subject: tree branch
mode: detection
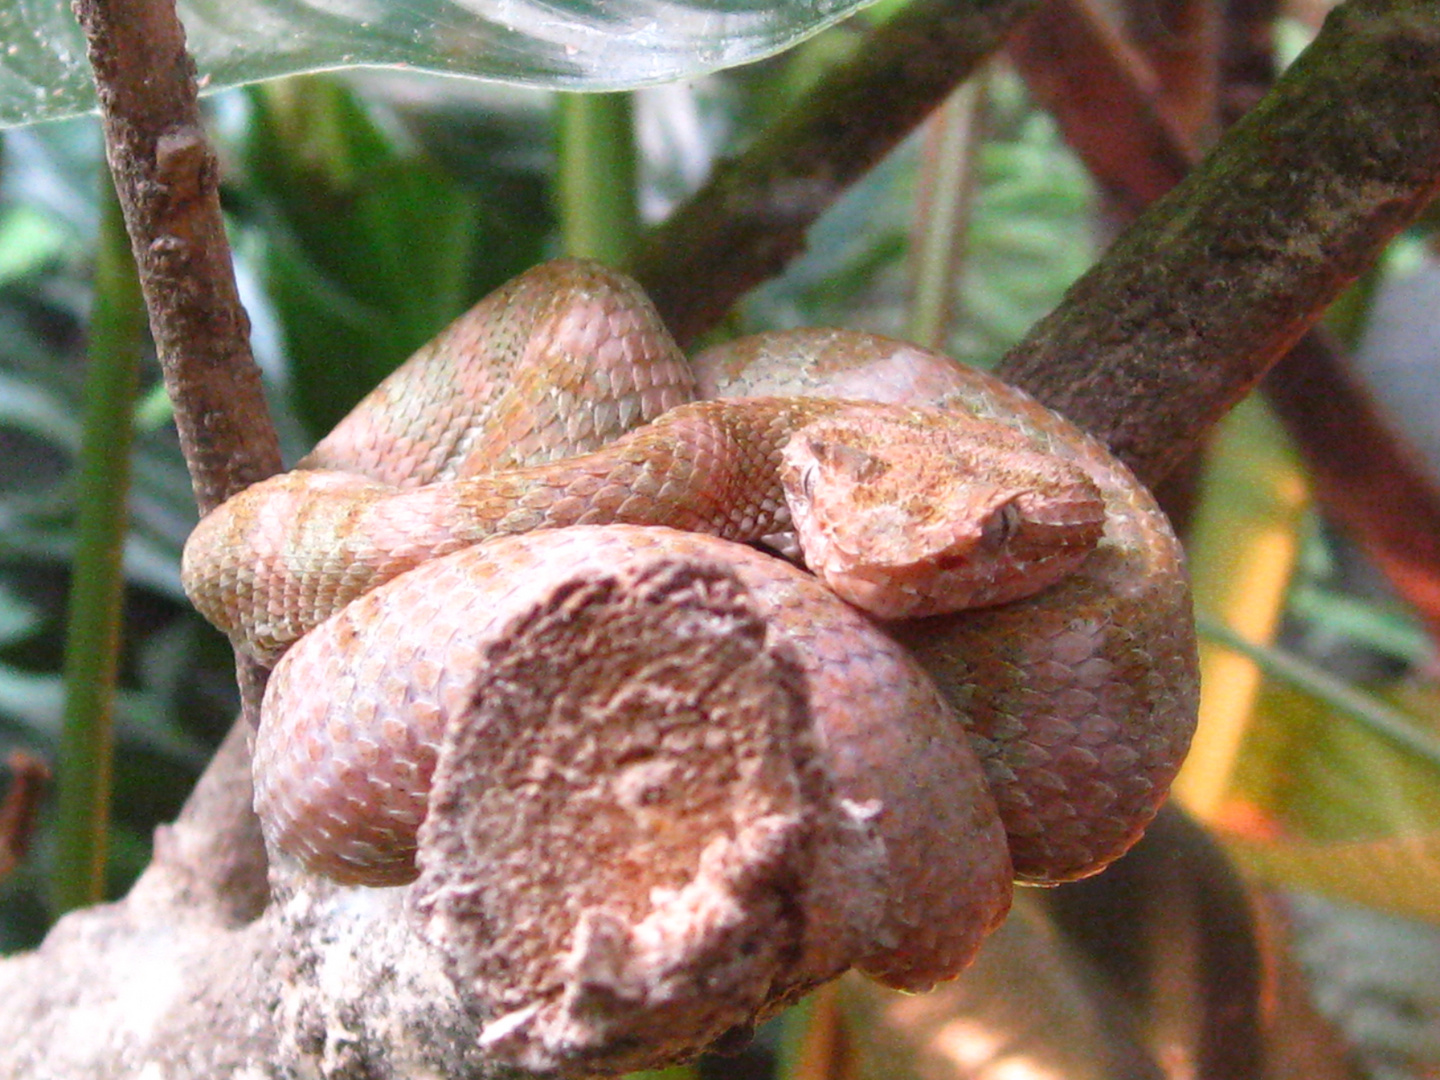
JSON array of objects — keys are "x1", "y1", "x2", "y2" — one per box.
[
  {"x1": 71, "y1": 0, "x2": 281, "y2": 513},
  {"x1": 69, "y1": 0, "x2": 285, "y2": 914},
  {"x1": 995, "y1": 0, "x2": 1440, "y2": 489},
  {"x1": 1008, "y1": 0, "x2": 1195, "y2": 216},
  {"x1": 0, "y1": 537, "x2": 1012, "y2": 1076},
  {"x1": 1265, "y1": 332, "x2": 1440, "y2": 640},
  {"x1": 630, "y1": 0, "x2": 1041, "y2": 345},
  {"x1": 1010, "y1": 0, "x2": 1440, "y2": 637}
]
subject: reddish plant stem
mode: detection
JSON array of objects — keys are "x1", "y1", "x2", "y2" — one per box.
[
  {"x1": 1265, "y1": 333, "x2": 1440, "y2": 641},
  {"x1": 0, "y1": 752, "x2": 51, "y2": 885},
  {"x1": 1120, "y1": 0, "x2": 1223, "y2": 148},
  {"x1": 1009, "y1": 0, "x2": 1195, "y2": 216}
]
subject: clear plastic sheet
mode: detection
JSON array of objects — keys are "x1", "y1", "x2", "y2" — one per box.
[{"x1": 1, "y1": 0, "x2": 872, "y2": 127}]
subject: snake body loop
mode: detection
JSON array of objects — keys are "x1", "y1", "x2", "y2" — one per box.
[
  {"x1": 692, "y1": 330, "x2": 1198, "y2": 880},
  {"x1": 184, "y1": 259, "x2": 1198, "y2": 894},
  {"x1": 184, "y1": 395, "x2": 1106, "y2": 662}
]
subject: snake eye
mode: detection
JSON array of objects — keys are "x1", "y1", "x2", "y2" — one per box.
[
  {"x1": 980, "y1": 501, "x2": 1023, "y2": 548},
  {"x1": 801, "y1": 463, "x2": 818, "y2": 500}
]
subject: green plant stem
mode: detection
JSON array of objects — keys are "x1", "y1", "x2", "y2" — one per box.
[
  {"x1": 53, "y1": 183, "x2": 145, "y2": 914},
  {"x1": 556, "y1": 92, "x2": 639, "y2": 265},
  {"x1": 1198, "y1": 616, "x2": 1440, "y2": 774}
]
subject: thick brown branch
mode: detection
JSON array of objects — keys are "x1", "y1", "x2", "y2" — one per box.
[
  {"x1": 0, "y1": 538, "x2": 1007, "y2": 1077},
  {"x1": 630, "y1": 0, "x2": 1041, "y2": 346},
  {"x1": 996, "y1": 0, "x2": 1440, "y2": 490},
  {"x1": 71, "y1": 0, "x2": 281, "y2": 513},
  {"x1": 1011, "y1": 0, "x2": 1440, "y2": 639},
  {"x1": 70, "y1": 0, "x2": 282, "y2": 912}
]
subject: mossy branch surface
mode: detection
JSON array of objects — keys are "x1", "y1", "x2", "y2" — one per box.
[{"x1": 996, "y1": 0, "x2": 1440, "y2": 489}]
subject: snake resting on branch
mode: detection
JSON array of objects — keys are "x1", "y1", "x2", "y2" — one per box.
[{"x1": 183, "y1": 259, "x2": 1198, "y2": 997}]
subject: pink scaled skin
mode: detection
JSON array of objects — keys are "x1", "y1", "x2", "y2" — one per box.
[
  {"x1": 187, "y1": 260, "x2": 1198, "y2": 905},
  {"x1": 183, "y1": 396, "x2": 1106, "y2": 662}
]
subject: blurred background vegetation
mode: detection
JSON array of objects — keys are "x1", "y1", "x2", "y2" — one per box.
[{"x1": 1, "y1": 0, "x2": 1438, "y2": 1076}]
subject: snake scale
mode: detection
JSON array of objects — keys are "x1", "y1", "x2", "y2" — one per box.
[{"x1": 183, "y1": 260, "x2": 1198, "y2": 907}]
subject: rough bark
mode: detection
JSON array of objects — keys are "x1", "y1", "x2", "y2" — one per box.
[
  {"x1": 70, "y1": 0, "x2": 285, "y2": 908},
  {"x1": 0, "y1": 546, "x2": 1008, "y2": 1078},
  {"x1": 71, "y1": 0, "x2": 281, "y2": 513},
  {"x1": 1012, "y1": 0, "x2": 1440, "y2": 636},
  {"x1": 996, "y1": 0, "x2": 1440, "y2": 490}
]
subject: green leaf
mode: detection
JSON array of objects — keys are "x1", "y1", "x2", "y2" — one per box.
[
  {"x1": 246, "y1": 78, "x2": 478, "y2": 438},
  {"x1": 0, "y1": 583, "x2": 39, "y2": 646},
  {"x1": 0, "y1": 205, "x2": 69, "y2": 283}
]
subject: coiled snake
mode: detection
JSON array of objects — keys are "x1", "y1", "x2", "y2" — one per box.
[{"x1": 183, "y1": 260, "x2": 1198, "y2": 978}]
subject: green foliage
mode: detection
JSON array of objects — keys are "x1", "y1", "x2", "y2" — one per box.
[
  {"x1": 736, "y1": 68, "x2": 1096, "y2": 364},
  {"x1": 244, "y1": 78, "x2": 483, "y2": 437},
  {"x1": 0, "y1": 122, "x2": 226, "y2": 947}
]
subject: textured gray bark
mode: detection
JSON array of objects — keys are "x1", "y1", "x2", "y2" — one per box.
[{"x1": 1, "y1": 549, "x2": 1007, "y2": 1079}]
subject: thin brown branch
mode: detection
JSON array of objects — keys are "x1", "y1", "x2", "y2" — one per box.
[
  {"x1": 129, "y1": 719, "x2": 270, "y2": 926},
  {"x1": 71, "y1": 0, "x2": 281, "y2": 514},
  {"x1": 70, "y1": 0, "x2": 282, "y2": 910},
  {"x1": 630, "y1": 0, "x2": 1042, "y2": 346},
  {"x1": 1220, "y1": 0, "x2": 1283, "y2": 122},
  {"x1": 1009, "y1": 0, "x2": 1196, "y2": 215},
  {"x1": 996, "y1": 0, "x2": 1440, "y2": 491},
  {"x1": 1266, "y1": 332, "x2": 1440, "y2": 641},
  {"x1": 1043, "y1": 806, "x2": 1267, "y2": 1080},
  {"x1": 1120, "y1": 0, "x2": 1223, "y2": 148},
  {"x1": 0, "y1": 751, "x2": 51, "y2": 884}
]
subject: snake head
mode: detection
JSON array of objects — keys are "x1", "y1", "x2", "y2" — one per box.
[{"x1": 780, "y1": 407, "x2": 1107, "y2": 619}]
